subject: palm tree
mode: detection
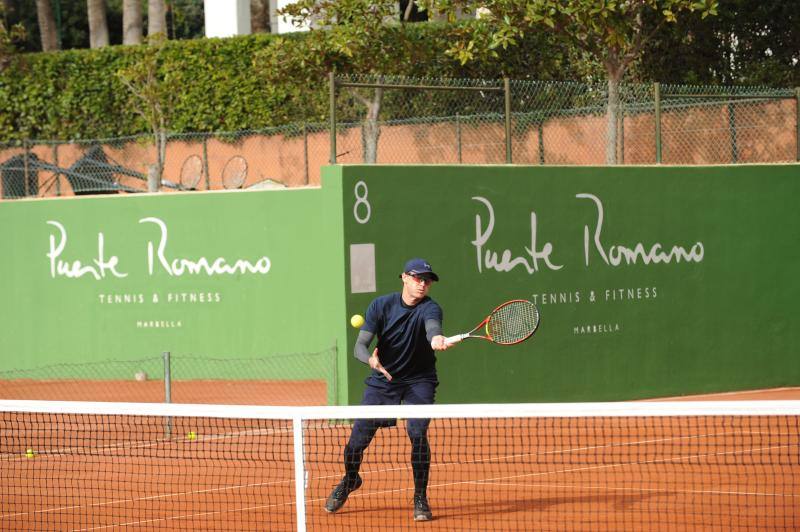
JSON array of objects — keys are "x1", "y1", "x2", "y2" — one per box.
[
  {"x1": 148, "y1": 0, "x2": 167, "y2": 36},
  {"x1": 123, "y1": 0, "x2": 142, "y2": 44},
  {"x1": 36, "y1": 0, "x2": 59, "y2": 51},
  {"x1": 87, "y1": 0, "x2": 109, "y2": 48},
  {"x1": 251, "y1": 0, "x2": 271, "y2": 33}
]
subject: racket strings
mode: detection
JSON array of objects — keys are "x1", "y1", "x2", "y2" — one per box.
[{"x1": 488, "y1": 301, "x2": 540, "y2": 344}]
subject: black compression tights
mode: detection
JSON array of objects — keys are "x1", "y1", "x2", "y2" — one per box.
[{"x1": 344, "y1": 423, "x2": 431, "y2": 496}]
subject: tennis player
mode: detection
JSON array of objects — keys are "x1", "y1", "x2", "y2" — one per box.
[{"x1": 325, "y1": 258, "x2": 450, "y2": 521}]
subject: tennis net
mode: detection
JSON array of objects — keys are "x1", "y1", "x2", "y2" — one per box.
[{"x1": 1, "y1": 400, "x2": 798, "y2": 530}]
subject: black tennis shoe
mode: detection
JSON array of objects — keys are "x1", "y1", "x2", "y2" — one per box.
[
  {"x1": 324, "y1": 475, "x2": 362, "y2": 513},
  {"x1": 413, "y1": 494, "x2": 433, "y2": 521}
]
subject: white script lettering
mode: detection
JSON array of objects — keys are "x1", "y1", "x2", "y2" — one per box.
[
  {"x1": 471, "y1": 196, "x2": 563, "y2": 274},
  {"x1": 576, "y1": 193, "x2": 704, "y2": 267},
  {"x1": 46, "y1": 221, "x2": 128, "y2": 280},
  {"x1": 139, "y1": 217, "x2": 271, "y2": 276}
]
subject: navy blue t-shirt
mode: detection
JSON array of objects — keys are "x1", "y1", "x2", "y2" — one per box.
[{"x1": 362, "y1": 292, "x2": 442, "y2": 384}]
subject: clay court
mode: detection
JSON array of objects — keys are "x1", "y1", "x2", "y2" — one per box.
[
  {"x1": 0, "y1": 379, "x2": 330, "y2": 406},
  {"x1": 1, "y1": 385, "x2": 798, "y2": 530}
]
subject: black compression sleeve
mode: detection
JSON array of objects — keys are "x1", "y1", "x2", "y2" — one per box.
[
  {"x1": 425, "y1": 318, "x2": 443, "y2": 343},
  {"x1": 354, "y1": 329, "x2": 375, "y2": 364}
]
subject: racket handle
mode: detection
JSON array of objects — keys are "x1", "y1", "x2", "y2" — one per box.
[{"x1": 444, "y1": 334, "x2": 467, "y2": 345}]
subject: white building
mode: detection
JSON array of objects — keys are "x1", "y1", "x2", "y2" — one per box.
[
  {"x1": 203, "y1": 0, "x2": 316, "y2": 37},
  {"x1": 204, "y1": 1, "x2": 469, "y2": 38}
]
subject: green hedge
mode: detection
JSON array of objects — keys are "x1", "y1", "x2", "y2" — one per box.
[
  {"x1": 0, "y1": 34, "x2": 282, "y2": 141},
  {"x1": 0, "y1": 23, "x2": 573, "y2": 143}
]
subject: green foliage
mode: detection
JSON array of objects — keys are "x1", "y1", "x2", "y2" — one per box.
[
  {"x1": 0, "y1": 3, "x2": 26, "y2": 70},
  {"x1": 5, "y1": 0, "x2": 205, "y2": 52},
  {"x1": 0, "y1": 32, "x2": 287, "y2": 141},
  {"x1": 0, "y1": 1, "x2": 791, "y2": 144},
  {"x1": 425, "y1": 0, "x2": 719, "y2": 76},
  {"x1": 637, "y1": 0, "x2": 799, "y2": 85},
  {"x1": 424, "y1": 0, "x2": 719, "y2": 163},
  {"x1": 0, "y1": 21, "x2": 575, "y2": 142},
  {"x1": 168, "y1": 0, "x2": 206, "y2": 40},
  {"x1": 7, "y1": 0, "x2": 91, "y2": 51},
  {"x1": 116, "y1": 34, "x2": 177, "y2": 174}
]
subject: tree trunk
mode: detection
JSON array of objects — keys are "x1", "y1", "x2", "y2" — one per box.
[
  {"x1": 604, "y1": 62, "x2": 624, "y2": 165},
  {"x1": 147, "y1": 163, "x2": 160, "y2": 192},
  {"x1": 362, "y1": 88, "x2": 383, "y2": 164},
  {"x1": 123, "y1": 0, "x2": 142, "y2": 45},
  {"x1": 148, "y1": 0, "x2": 167, "y2": 37},
  {"x1": 150, "y1": 119, "x2": 166, "y2": 187},
  {"x1": 251, "y1": 0, "x2": 270, "y2": 33},
  {"x1": 36, "y1": 0, "x2": 59, "y2": 51},
  {"x1": 87, "y1": 0, "x2": 109, "y2": 49}
]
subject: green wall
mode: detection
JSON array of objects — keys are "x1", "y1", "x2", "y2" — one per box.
[
  {"x1": 3, "y1": 164, "x2": 799, "y2": 405},
  {"x1": 0, "y1": 188, "x2": 349, "y2": 402},
  {"x1": 334, "y1": 164, "x2": 800, "y2": 403}
]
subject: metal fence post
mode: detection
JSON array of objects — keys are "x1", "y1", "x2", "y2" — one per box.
[
  {"x1": 504, "y1": 77, "x2": 512, "y2": 163},
  {"x1": 330, "y1": 342, "x2": 338, "y2": 406},
  {"x1": 456, "y1": 113, "x2": 462, "y2": 163},
  {"x1": 202, "y1": 136, "x2": 210, "y2": 190},
  {"x1": 303, "y1": 122, "x2": 309, "y2": 184},
  {"x1": 654, "y1": 82, "x2": 662, "y2": 164},
  {"x1": 163, "y1": 351, "x2": 172, "y2": 436},
  {"x1": 329, "y1": 72, "x2": 337, "y2": 165},
  {"x1": 538, "y1": 121, "x2": 545, "y2": 165},
  {"x1": 52, "y1": 143, "x2": 61, "y2": 196},
  {"x1": 796, "y1": 87, "x2": 800, "y2": 162},
  {"x1": 22, "y1": 139, "x2": 30, "y2": 197},
  {"x1": 728, "y1": 101, "x2": 738, "y2": 163},
  {"x1": 618, "y1": 106, "x2": 625, "y2": 164}
]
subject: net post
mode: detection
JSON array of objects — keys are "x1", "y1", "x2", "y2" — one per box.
[
  {"x1": 163, "y1": 351, "x2": 172, "y2": 437},
  {"x1": 292, "y1": 416, "x2": 307, "y2": 532}
]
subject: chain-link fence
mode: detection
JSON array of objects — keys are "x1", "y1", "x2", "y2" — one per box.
[
  {"x1": 330, "y1": 75, "x2": 798, "y2": 166},
  {"x1": 0, "y1": 125, "x2": 328, "y2": 200},
  {"x1": 0, "y1": 347, "x2": 337, "y2": 406},
  {"x1": 1, "y1": 76, "x2": 796, "y2": 200}
]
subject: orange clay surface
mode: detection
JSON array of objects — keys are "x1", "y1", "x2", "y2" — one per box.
[{"x1": 1, "y1": 384, "x2": 798, "y2": 530}]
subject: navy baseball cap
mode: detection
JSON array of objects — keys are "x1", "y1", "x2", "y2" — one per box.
[{"x1": 401, "y1": 258, "x2": 439, "y2": 282}]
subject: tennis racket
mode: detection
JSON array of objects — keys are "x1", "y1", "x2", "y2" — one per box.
[
  {"x1": 179, "y1": 154, "x2": 203, "y2": 190},
  {"x1": 445, "y1": 299, "x2": 540, "y2": 346},
  {"x1": 222, "y1": 155, "x2": 248, "y2": 189}
]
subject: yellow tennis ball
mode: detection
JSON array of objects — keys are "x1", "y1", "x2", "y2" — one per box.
[
  {"x1": 350, "y1": 314, "x2": 365, "y2": 328},
  {"x1": 187, "y1": 431, "x2": 196, "y2": 441},
  {"x1": 25, "y1": 448, "x2": 35, "y2": 459}
]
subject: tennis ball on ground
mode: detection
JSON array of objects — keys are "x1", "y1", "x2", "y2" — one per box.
[
  {"x1": 187, "y1": 431, "x2": 197, "y2": 441},
  {"x1": 350, "y1": 314, "x2": 365, "y2": 328},
  {"x1": 25, "y1": 448, "x2": 35, "y2": 459},
  {"x1": 134, "y1": 371, "x2": 147, "y2": 382}
]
